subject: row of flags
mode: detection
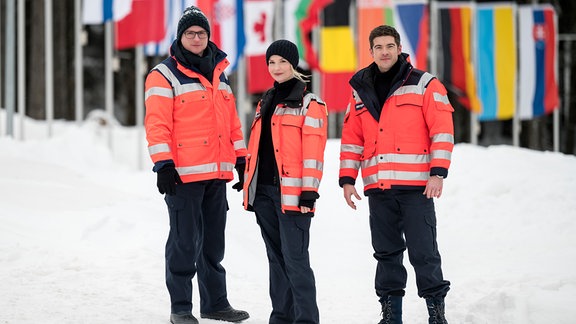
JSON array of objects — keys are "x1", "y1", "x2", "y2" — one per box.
[
  {"x1": 81, "y1": 0, "x2": 559, "y2": 121},
  {"x1": 437, "y1": 2, "x2": 559, "y2": 121},
  {"x1": 82, "y1": 0, "x2": 244, "y2": 70}
]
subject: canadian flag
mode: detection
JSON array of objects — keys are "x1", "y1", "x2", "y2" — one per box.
[{"x1": 244, "y1": 0, "x2": 274, "y2": 94}]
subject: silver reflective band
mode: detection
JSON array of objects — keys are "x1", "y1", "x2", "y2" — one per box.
[
  {"x1": 177, "y1": 163, "x2": 218, "y2": 175},
  {"x1": 234, "y1": 139, "x2": 246, "y2": 150},
  {"x1": 303, "y1": 159, "x2": 323, "y2": 171},
  {"x1": 432, "y1": 133, "x2": 454, "y2": 144},
  {"x1": 340, "y1": 144, "x2": 364, "y2": 154},
  {"x1": 340, "y1": 159, "x2": 361, "y2": 170},
  {"x1": 433, "y1": 92, "x2": 450, "y2": 105},
  {"x1": 148, "y1": 143, "x2": 170, "y2": 155},
  {"x1": 282, "y1": 194, "x2": 300, "y2": 207},
  {"x1": 145, "y1": 87, "x2": 173, "y2": 100}
]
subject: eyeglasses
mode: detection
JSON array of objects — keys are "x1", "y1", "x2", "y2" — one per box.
[{"x1": 183, "y1": 30, "x2": 208, "y2": 39}]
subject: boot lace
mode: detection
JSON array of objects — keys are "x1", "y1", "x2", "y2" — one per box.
[
  {"x1": 379, "y1": 299, "x2": 392, "y2": 324},
  {"x1": 428, "y1": 301, "x2": 447, "y2": 324}
]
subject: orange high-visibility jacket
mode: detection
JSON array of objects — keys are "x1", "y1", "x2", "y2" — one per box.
[
  {"x1": 243, "y1": 82, "x2": 328, "y2": 213},
  {"x1": 340, "y1": 58, "x2": 454, "y2": 193},
  {"x1": 144, "y1": 54, "x2": 246, "y2": 183}
]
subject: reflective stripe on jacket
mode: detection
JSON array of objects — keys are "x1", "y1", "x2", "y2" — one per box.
[
  {"x1": 339, "y1": 55, "x2": 454, "y2": 192},
  {"x1": 243, "y1": 84, "x2": 328, "y2": 213},
  {"x1": 144, "y1": 55, "x2": 247, "y2": 183}
]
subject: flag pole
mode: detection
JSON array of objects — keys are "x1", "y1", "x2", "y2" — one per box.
[
  {"x1": 312, "y1": 8, "x2": 321, "y2": 135},
  {"x1": 237, "y1": 55, "x2": 248, "y2": 138},
  {"x1": 560, "y1": 36, "x2": 573, "y2": 152},
  {"x1": 5, "y1": 0, "x2": 16, "y2": 137},
  {"x1": 136, "y1": 45, "x2": 145, "y2": 170},
  {"x1": 45, "y1": 0, "x2": 54, "y2": 138},
  {"x1": 75, "y1": 0, "x2": 84, "y2": 125},
  {"x1": 105, "y1": 21, "x2": 114, "y2": 149},
  {"x1": 0, "y1": 0, "x2": 3, "y2": 135},
  {"x1": 470, "y1": 1, "x2": 479, "y2": 145},
  {"x1": 512, "y1": 3, "x2": 520, "y2": 147},
  {"x1": 552, "y1": 9, "x2": 560, "y2": 152},
  {"x1": 429, "y1": 0, "x2": 438, "y2": 77},
  {"x1": 17, "y1": 0, "x2": 26, "y2": 140}
]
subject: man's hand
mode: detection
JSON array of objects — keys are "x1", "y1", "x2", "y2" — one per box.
[
  {"x1": 343, "y1": 184, "x2": 361, "y2": 210},
  {"x1": 424, "y1": 176, "x2": 444, "y2": 199},
  {"x1": 157, "y1": 164, "x2": 183, "y2": 195}
]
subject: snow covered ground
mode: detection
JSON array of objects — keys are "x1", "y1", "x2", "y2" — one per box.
[{"x1": 1, "y1": 112, "x2": 576, "y2": 323}]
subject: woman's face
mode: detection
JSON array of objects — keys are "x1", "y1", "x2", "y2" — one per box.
[{"x1": 267, "y1": 55, "x2": 294, "y2": 83}]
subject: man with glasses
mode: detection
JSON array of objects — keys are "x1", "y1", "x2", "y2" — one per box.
[{"x1": 144, "y1": 6, "x2": 249, "y2": 324}]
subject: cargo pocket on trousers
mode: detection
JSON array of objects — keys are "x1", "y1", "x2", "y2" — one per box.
[
  {"x1": 286, "y1": 216, "x2": 311, "y2": 255},
  {"x1": 165, "y1": 194, "x2": 186, "y2": 236},
  {"x1": 424, "y1": 207, "x2": 438, "y2": 251}
]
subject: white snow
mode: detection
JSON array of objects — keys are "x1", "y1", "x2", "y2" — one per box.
[{"x1": 1, "y1": 111, "x2": 576, "y2": 323}]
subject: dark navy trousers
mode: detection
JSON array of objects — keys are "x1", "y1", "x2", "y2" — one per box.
[
  {"x1": 252, "y1": 185, "x2": 319, "y2": 324},
  {"x1": 164, "y1": 180, "x2": 231, "y2": 315},
  {"x1": 368, "y1": 189, "x2": 450, "y2": 301}
]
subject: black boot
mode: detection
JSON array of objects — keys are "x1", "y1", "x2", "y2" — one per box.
[
  {"x1": 426, "y1": 297, "x2": 448, "y2": 324},
  {"x1": 200, "y1": 306, "x2": 250, "y2": 323},
  {"x1": 170, "y1": 313, "x2": 199, "y2": 324},
  {"x1": 378, "y1": 295, "x2": 402, "y2": 324}
]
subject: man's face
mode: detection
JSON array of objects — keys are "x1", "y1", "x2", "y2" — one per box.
[
  {"x1": 370, "y1": 35, "x2": 401, "y2": 73},
  {"x1": 180, "y1": 26, "x2": 209, "y2": 56}
]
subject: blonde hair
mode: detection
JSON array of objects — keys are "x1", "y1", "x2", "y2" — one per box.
[{"x1": 292, "y1": 66, "x2": 310, "y2": 83}]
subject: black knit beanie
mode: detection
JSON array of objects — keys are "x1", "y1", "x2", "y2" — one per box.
[
  {"x1": 266, "y1": 40, "x2": 299, "y2": 68},
  {"x1": 177, "y1": 6, "x2": 211, "y2": 40}
]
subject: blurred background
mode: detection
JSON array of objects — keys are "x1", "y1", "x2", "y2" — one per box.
[{"x1": 1, "y1": 0, "x2": 575, "y2": 155}]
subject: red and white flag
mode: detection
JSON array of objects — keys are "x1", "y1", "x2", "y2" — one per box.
[
  {"x1": 518, "y1": 4, "x2": 559, "y2": 119},
  {"x1": 211, "y1": 0, "x2": 245, "y2": 71},
  {"x1": 115, "y1": 0, "x2": 165, "y2": 50},
  {"x1": 244, "y1": 0, "x2": 274, "y2": 94}
]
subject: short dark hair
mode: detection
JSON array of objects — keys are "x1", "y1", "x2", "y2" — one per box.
[{"x1": 369, "y1": 25, "x2": 401, "y2": 48}]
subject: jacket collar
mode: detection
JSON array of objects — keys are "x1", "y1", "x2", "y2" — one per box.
[
  {"x1": 281, "y1": 79, "x2": 307, "y2": 107},
  {"x1": 260, "y1": 79, "x2": 307, "y2": 113},
  {"x1": 349, "y1": 53, "x2": 413, "y2": 120}
]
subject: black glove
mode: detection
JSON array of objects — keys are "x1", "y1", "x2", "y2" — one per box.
[
  {"x1": 299, "y1": 191, "x2": 320, "y2": 208},
  {"x1": 156, "y1": 163, "x2": 183, "y2": 195},
  {"x1": 232, "y1": 163, "x2": 245, "y2": 192}
]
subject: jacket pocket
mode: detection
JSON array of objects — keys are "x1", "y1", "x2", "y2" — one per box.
[
  {"x1": 281, "y1": 114, "x2": 304, "y2": 128},
  {"x1": 175, "y1": 135, "x2": 212, "y2": 166},
  {"x1": 394, "y1": 141, "x2": 430, "y2": 155},
  {"x1": 280, "y1": 115, "x2": 304, "y2": 165},
  {"x1": 395, "y1": 94, "x2": 423, "y2": 108},
  {"x1": 177, "y1": 136, "x2": 210, "y2": 148}
]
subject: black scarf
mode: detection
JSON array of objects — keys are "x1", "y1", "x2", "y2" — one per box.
[
  {"x1": 257, "y1": 77, "x2": 299, "y2": 186},
  {"x1": 171, "y1": 40, "x2": 216, "y2": 82}
]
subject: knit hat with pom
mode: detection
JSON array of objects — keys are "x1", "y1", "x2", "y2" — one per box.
[{"x1": 177, "y1": 6, "x2": 210, "y2": 40}]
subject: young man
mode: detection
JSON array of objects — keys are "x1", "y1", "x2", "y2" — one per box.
[
  {"x1": 144, "y1": 6, "x2": 249, "y2": 324},
  {"x1": 339, "y1": 25, "x2": 454, "y2": 324}
]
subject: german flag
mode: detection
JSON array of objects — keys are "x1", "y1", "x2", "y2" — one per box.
[
  {"x1": 319, "y1": 0, "x2": 356, "y2": 112},
  {"x1": 437, "y1": 4, "x2": 481, "y2": 113}
]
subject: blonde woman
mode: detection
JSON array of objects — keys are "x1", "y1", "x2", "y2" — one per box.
[{"x1": 242, "y1": 40, "x2": 328, "y2": 324}]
